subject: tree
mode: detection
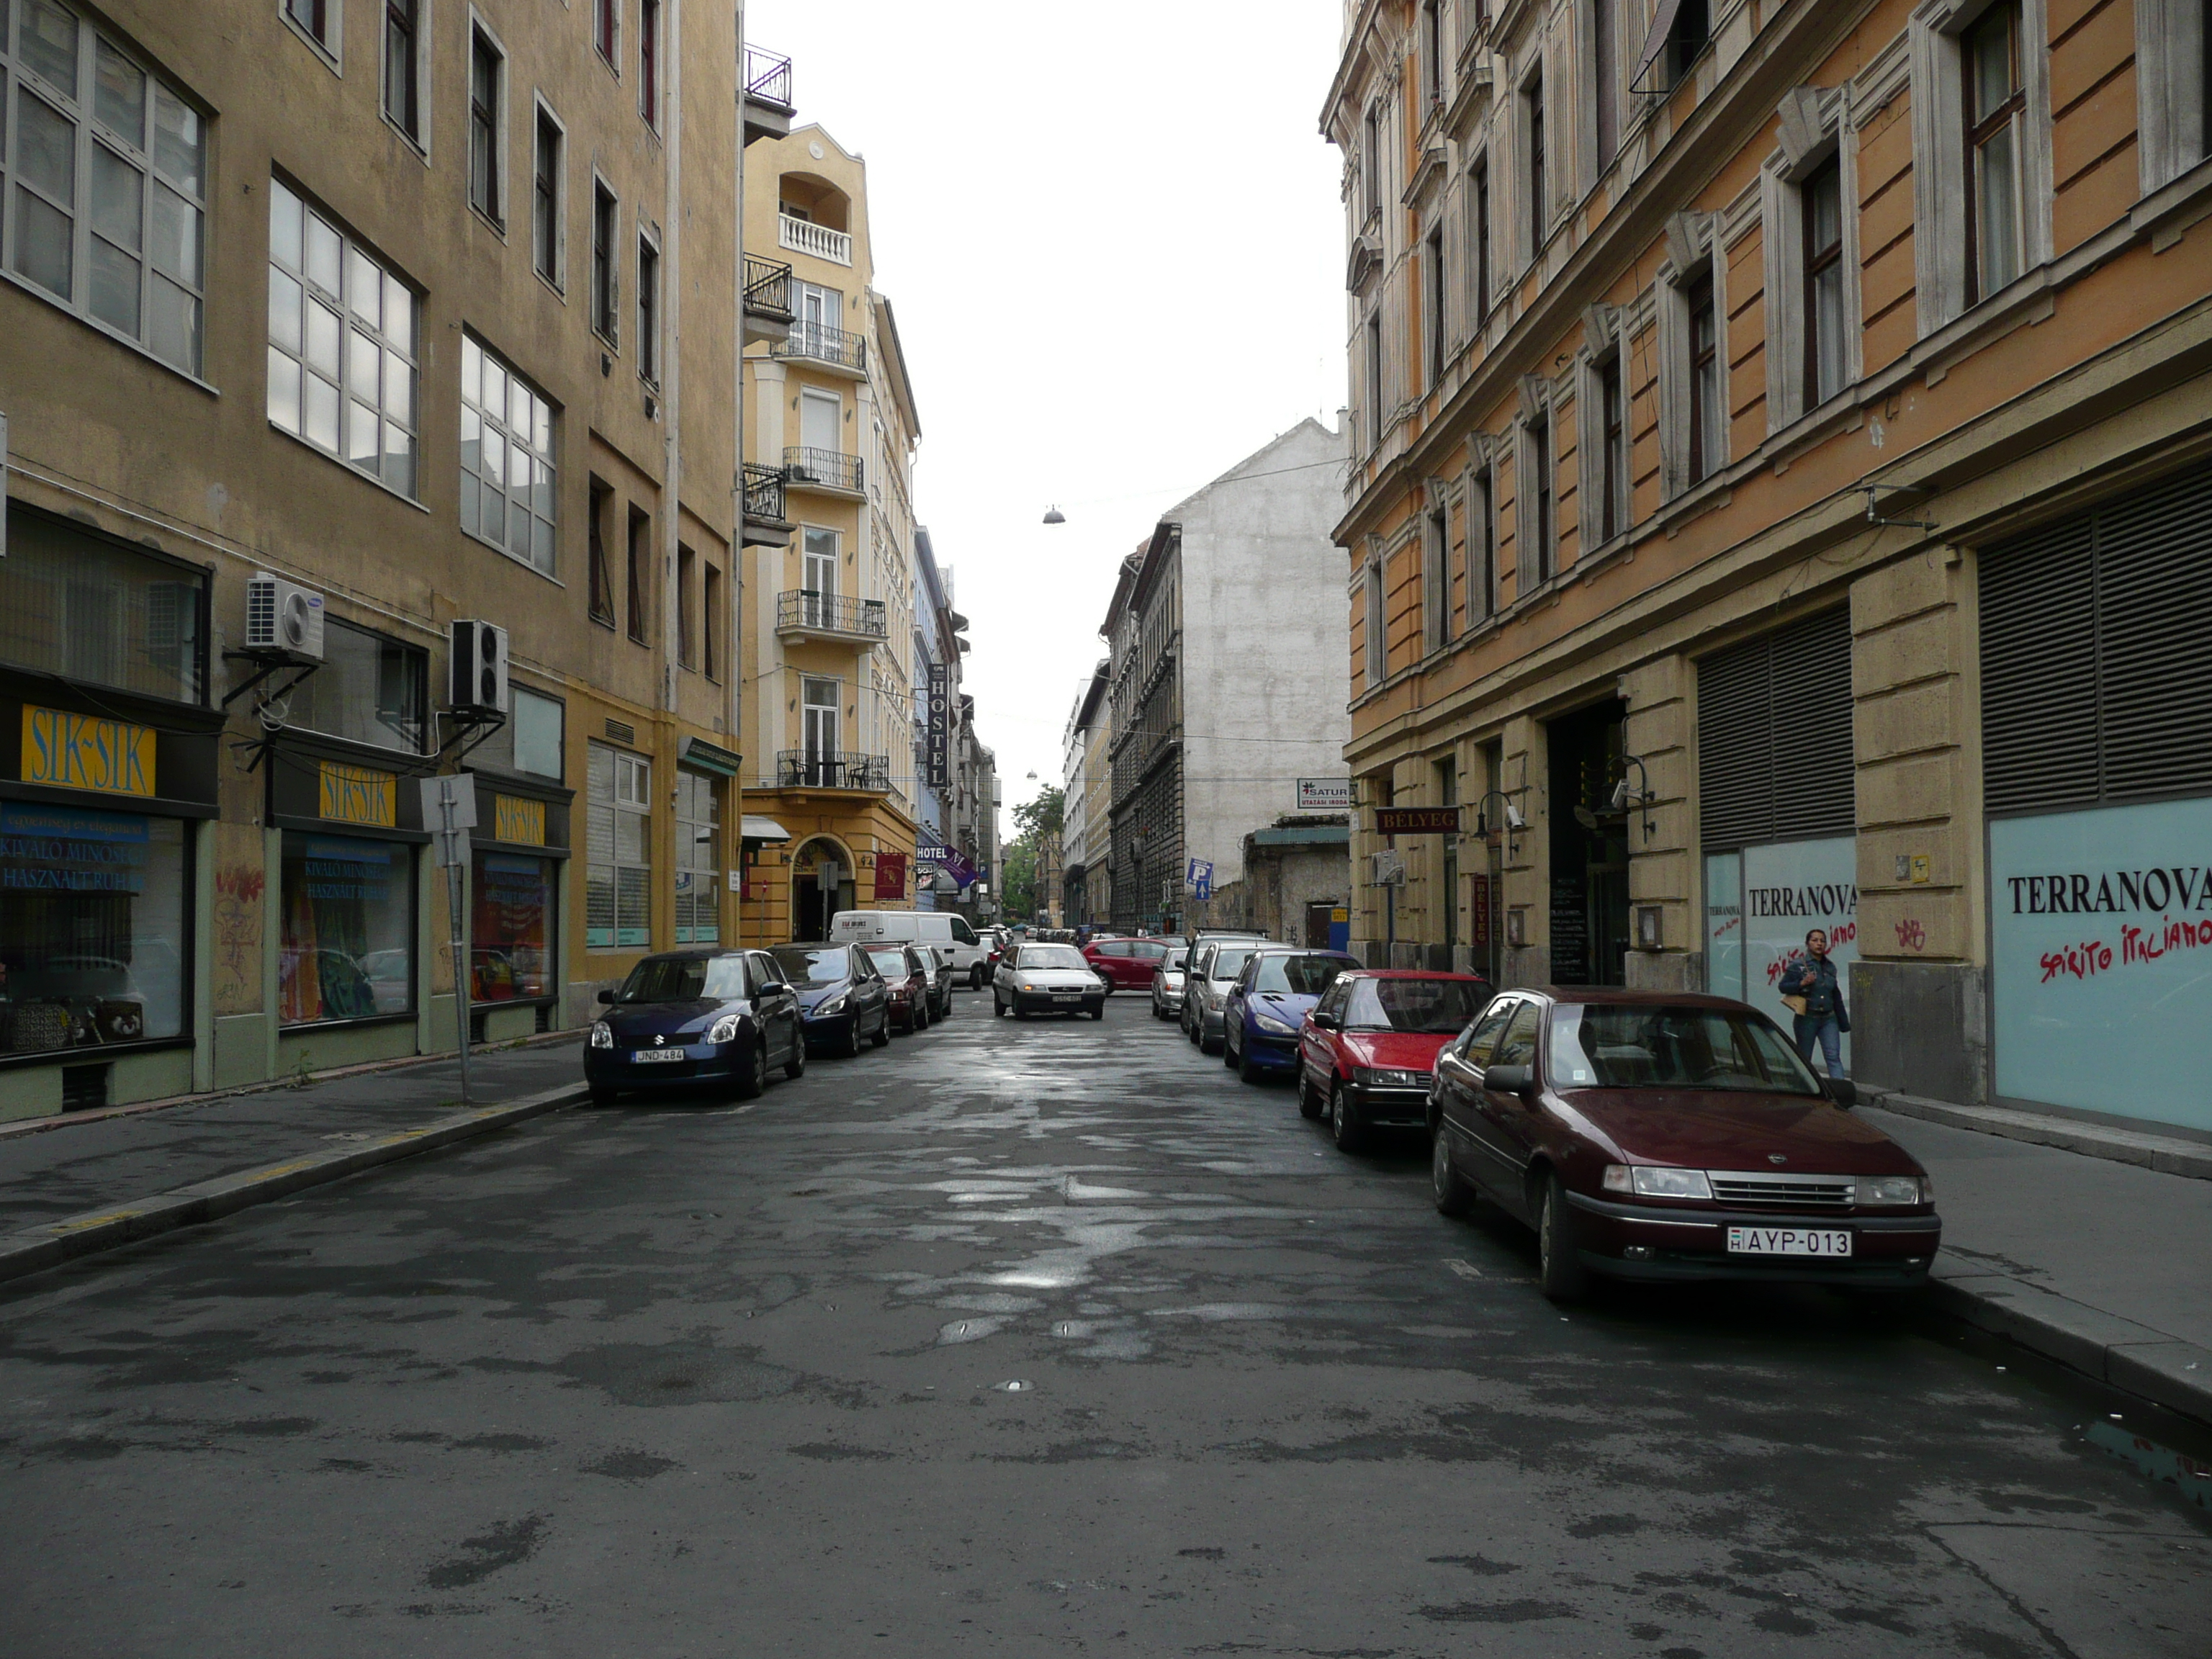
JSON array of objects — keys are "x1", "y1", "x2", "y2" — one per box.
[{"x1": 1003, "y1": 786, "x2": 1064, "y2": 921}]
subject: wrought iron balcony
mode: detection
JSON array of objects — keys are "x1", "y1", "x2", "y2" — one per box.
[
  {"x1": 777, "y1": 750, "x2": 890, "y2": 792},
  {"x1": 772, "y1": 320, "x2": 866, "y2": 372},
  {"x1": 782, "y1": 446, "x2": 864, "y2": 496},
  {"x1": 741, "y1": 462, "x2": 791, "y2": 546},
  {"x1": 744, "y1": 255, "x2": 793, "y2": 320},
  {"x1": 776, "y1": 589, "x2": 887, "y2": 641},
  {"x1": 744, "y1": 45, "x2": 794, "y2": 111}
]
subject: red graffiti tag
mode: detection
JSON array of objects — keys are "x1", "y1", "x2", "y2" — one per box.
[{"x1": 1894, "y1": 918, "x2": 1927, "y2": 951}]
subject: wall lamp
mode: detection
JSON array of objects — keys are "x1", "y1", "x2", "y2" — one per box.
[
  {"x1": 1609, "y1": 755, "x2": 1656, "y2": 843},
  {"x1": 1473, "y1": 789, "x2": 1526, "y2": 858}
]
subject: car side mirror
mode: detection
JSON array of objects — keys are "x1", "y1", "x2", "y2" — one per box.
[
  {"x1": 1823, "y1": 1076, "x2": 1857, "y2": 1110},
  {"x1": 596, "y1": 989, "x2": 615, "y2": 1005},
  {"x1": 1483, "y1": 1063, "x2": 1535, "y2": 1095},
  {"x1": 1309, "y1": 1011, "x2": 1338, "y2": 1030}
]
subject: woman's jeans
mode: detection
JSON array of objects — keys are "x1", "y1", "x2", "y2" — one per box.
[{"x1": 1793, "y1": 1014, "x2": 1845, "y2": 1077}]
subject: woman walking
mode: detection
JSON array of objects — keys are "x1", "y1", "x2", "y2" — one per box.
[{"x1": 1778, "y1": 928, "x2": 1849, "y2": 1078}]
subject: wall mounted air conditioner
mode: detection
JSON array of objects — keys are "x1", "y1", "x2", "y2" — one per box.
[
  {"x1": 245, "y1": 572, "x2": 325, "y2": 660},
  {"x1": 449, "y1": 619, "x2": 510, "y2": 715}
]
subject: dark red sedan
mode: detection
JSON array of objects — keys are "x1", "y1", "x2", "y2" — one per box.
[
  {"x1": 861, "y1": 943, "x2": 934, "y2": 1034},
  {"x1": 1427, "y1": 987, "x2": 1940, "y2": 1301},
  {"x1": 1298, "y1": 971, "x2": 1493, "y2": 1151},
  {"x1": 1082, "y1": 936, "x2": 1172, "y2": 992}
]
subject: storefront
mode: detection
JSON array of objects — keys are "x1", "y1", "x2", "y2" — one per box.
[
  {"x1": 465, "y1": 770, "x2": 570, "y2": 1040},
  {"x1": 674, "y1": 737, "x2": 737, "y2": 948}
]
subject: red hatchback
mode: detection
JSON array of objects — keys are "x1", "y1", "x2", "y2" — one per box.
[
  {"x1": 1298, "y1": 971, "x2": 1494, "y2": 1152},
  {"x1": 1082, "y1": 936, "x2": 1173, "y2": 992}
]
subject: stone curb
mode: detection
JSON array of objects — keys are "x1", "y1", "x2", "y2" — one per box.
[
  {"x1": 0, "y1": 1082, "x2": 589, "y2": 1288},
  {"x1": 1861, "y1": 1087, "x2": 2212, "y2": 1182},
  {"x1": 1926, "y1": 1263, "x2": 2212, "y2": 1431}
]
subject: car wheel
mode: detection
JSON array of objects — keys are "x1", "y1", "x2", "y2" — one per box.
[
  {"x1": 1329, "y1": 1082, "x2": 1364, "y2": 1154},
  {"x1": 871, "y1": 1012, "x2": 891, "y2": 1048},
  {"x1": 916, "y1": 1001, "x2": 930, "y2": 1031},
  {"x1": 971, "y1": 964, "x2": 986, "y2": 989},
  {"x1": 1014, "y1": 1005, "x2": 1030, "y2": 1020},
  {"x1": 938, "y1": 997, "x2": 953, "y2": 1022},
  {"x1": 1200, "y1": 1025, "x2": 1224, "y2": 1056},
  {"x1": 1236, "y1": 1040, "x2": 1264, "y2": 1084},
  {"x1": 1089, "y1": 1003, "x2": 1105, "y2": 1020},
  {"x1": 733, "y1": 1040, "x2": 768, "y2": 1101},
  {"x1": 839, "y1": 1019, "x2": 863, "y2": 1059},
  {"x1": 1431, "y1": 1129, "x2": 1475, "y2": 1217},
  {"x1": 1537, "y1": 1172, "x2": 1590, "y2": 1303},
  {"x1": 1297, "y1": 1071, "x2": 1326, "y2": 1120},
  {"x1": 783, "y1": 1037, "x2": 806, "y2": 1082}
]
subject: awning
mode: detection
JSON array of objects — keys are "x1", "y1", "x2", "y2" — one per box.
[
  {"x1": 1632, "y1": 0, "x2": 1684, "y2": 91},
  {"x1": 678, "y1": 734, "x2": 742, "y2": 777},
  {"x1": 742, "y1": 814, "x2": 792, "y2": 843}
]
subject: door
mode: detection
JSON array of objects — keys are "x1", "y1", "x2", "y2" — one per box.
[
  {"x1": 1474, "y1": 999, "x2": 1546, "y2": 1216},
  {"x1": 796, "y1": 280, "x2": 841, "y2": 356},
  {"x1": 799, "y1": 388, "x2": 840, "y2": 459},
  {"x1": 750, "y1": 952, "x2": 798, "y2": 1061},
  {"x1": 802, "y1": 528, "x2": 838, "y2": 628},
  {"x1": 801, "y1": 677, "x2": 840, "y2": 785},
  {"x1": 1303, "y1": 978, "x2": 1352, "y2": 1096},
  {"x1": 1304, "y1": 902, "x2": 1334, "y2": 949},
  {"x1": 1436, "y1": 994, "x2": 1516, "y2": 1154}
]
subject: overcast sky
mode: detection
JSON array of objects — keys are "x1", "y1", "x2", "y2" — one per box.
[{"x1": 746, "y1": 0, "x2": 1349, "y2": 837}]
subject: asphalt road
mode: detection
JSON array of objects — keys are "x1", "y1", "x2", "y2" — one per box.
[{"x1": 1, "y1": 992, "x2": 2206, "y2": 1658}]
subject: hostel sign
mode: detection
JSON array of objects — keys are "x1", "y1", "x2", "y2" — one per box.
[{"x1": 925, "y1": 662, "x2": 950, "y2": 788}]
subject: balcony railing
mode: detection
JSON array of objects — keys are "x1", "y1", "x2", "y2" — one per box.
[
  {"x1": 772, "y1": 320, "x2": 866, "y2": 372},
  {"x1": 778, "y1": 212, "x2": 852, "y2": 266},
  {"x1": 776, "y1": 590, "x2": 887, "y2": 639},
  {"x1": 742, "y1": 462, "x2": 790, "y2": 526},
  {"x1": 778, "y1": 750, "x2": 890, "y2": 791},
  {"x1": 743, "y1": 45, "x2": 794, "y2": 111},
  {"x1": 783, "y1": 446, "x2": 863, "y2": 494},
  {"x1": 743, "y1": 254, "x2": 793, "y2": 319}
]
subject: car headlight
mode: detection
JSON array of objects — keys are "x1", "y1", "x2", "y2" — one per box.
[
  {"x1": 813, "y1": 992, "x2": 848, "y2": 1017},
  {"x1": 1602, "y1": 1164, "x2": 1714, "y2": 1200},
  {"x1": 589, "y1": 1020, "x2": 614, "y2": 1050},
  {"x1": 1854, "y1": 1174, "x2": 1930, "y2": 1207},
  {"x1": 1016, "y1": 980, "x2": 1037, "y2": 993},
  {"x1": 707, "y1": 1015, "x2": 742, "y2": 1045},
  {"x1": 1355, "y1": 1066, "x2": 1430, "y2": 1089},
  {"x1": 1254, "y1": 1012, "x2": 1296, "y2": 1035}
]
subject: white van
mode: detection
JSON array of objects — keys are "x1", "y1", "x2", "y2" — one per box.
[{"x1": 830, "y1": 910, "x2": 991, "y2": 984}]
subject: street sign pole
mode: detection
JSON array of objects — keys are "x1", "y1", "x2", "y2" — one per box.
[{"x1": 420, "y1": 776, "x2": 479, "y2": 1105}]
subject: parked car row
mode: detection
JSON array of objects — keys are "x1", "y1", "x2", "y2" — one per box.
[
  {"x1": 1162, "y1": 943, "x2": 1944, "y2": 1304},
  {"x1": 583, "y1": 940, "x2": 959, "y2": 1104}
]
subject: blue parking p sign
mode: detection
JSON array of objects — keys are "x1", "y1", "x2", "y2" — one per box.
[{"x1": 1187, "y1": 858, "x2": 1213, "y2": 901}]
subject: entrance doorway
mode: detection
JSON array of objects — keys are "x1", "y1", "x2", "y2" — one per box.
[
  {"x1": 1547, "y1": 700, "x2": 1630, "y2": 985},
  {"x1": 791, "y1": 837, "x2": 853, "y2": 940}
]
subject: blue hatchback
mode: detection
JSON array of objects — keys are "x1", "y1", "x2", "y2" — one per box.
[{"x1": 1220, "y1": 949, "x2": 1362, "y2": 1083}]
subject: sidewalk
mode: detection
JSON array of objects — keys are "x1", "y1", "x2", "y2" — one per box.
[{"x1": 1861, "y1": 1104, "x2": 2212, "y2": 1428}]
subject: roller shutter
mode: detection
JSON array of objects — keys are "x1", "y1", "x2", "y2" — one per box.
[
  {"x1": 1981, "y1": 464, "x2": 2212, "y2": 815},
  {"x1": 1697, "y1": 607, "x2": 1854, "y2": 851}
]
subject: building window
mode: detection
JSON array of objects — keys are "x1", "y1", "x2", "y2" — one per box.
[
  {"x1": 587, "y1": 478, "x2": 616, "y2": 625},
  {"x1": 532, "y1": 107, "x2": 562, "y2": 284},
  {"x1": 284, "y1": 616, "x2": 428, "y2": 753},
  {"x1": 1360, "y1": 102, "x2": 1382, "y2": 218},
  {"x1": 1964, "y1": 2, "x2": 2025, "y2": 305},
  {"x1": 1668, "y1": 0, "x2": 1711, "y2": 85},
  {"x1": 283, "y1": 0, "x2": 340, "y2": 60},
  {"x1": 626, "y1": 506, "x2": 650, "y2": 645},
  {"x1": 1597, "y1": 354, "x2": 1625, "y2": 542},
  {"x1": 279, "y1": 833, "x2": 413, "y2": 1026},
  {"x1": 590, "y1": 181, "x2": 618, "y2": 342},
  {"x1": 511, "y1": 685, "x2": 564, "y2": 778},
  {"x1": 1593, "y1": 0, "x2": 1619, "y2": 172},
  {"x1": 4, "y1": 6, "x2": 207, "y2": 375},
  {"x1": 1524, "y1": 66, "x2": 1546, "y2": 258},
  {"x1": 1424, "y1": 226, "x2": 1447, "y2": 389},
  {"x1": 1423, "y1": 503, "x2": 1450, "y2": 653},
  {"x1": 673, "y1": 772, "x2": 720, "y2": 944},
  {"x1": 382, "y1": 0, "x2": 421, "y2": 142},
  {"x1": 702, "y1": 563, "x2": 723, "y2": 682},
  {"x1": 1686, "y1": 271, "x2": 1718, "y2": 486},
  {"x1": 266, "y1": 179, "x2": 418, "y2": 495},
  {"x1": 468, "y1": 24, "x2": 503, "y2": 227},
  {"x1": 636, "y1": 233, "x2": 659, "y2": 384},
  {"x1": 1363, "y1": 306, "x2": 1384, "y2": 450},
  {"x1": 638, "y1": 0, "x2": 660, "y2": 129},
  {"x1": 594, "y1": 0, "x2": 620, "y2": 68},
  {"x1": 2136, "y1": 1, "x2": 2211, "y2": 192},
  {"x1": 1802, "y1": 157, "x2": 1845, "y2": 408},
  {"x1": 0, "y1": 505, "x2": 207, "y2": 702},
  {"x1": 1363, "y1": 555, "x2": 1385, "y2": 687},
  {"x1": 1465, "y1": 469, "x2": 1494, "y2": 624},
  {"x1": 472, "y1": 850, "x2": 552, "y2": 1002},
  {"x1": 1, "y1": 804, "x2": 189, "y2": 1052},
  {"x1": 1420, "y1": 0, "x2": 1444, "y2": 114},
  {"x1": 1469, "y1": 156, "x2": 1491, "y2": 323},
  {"x1": 459, "y1": 333, "x2": 556, "y2": 574},
  {"x1": 1519, "y1": 412, "x2": 1553, "y2": 591},
  {"x1": 587, "y1": 742, "x2": 651, "y2": 950},
  {"x1": 676, "y1": 542, "x2": 697, "y2": 669}
]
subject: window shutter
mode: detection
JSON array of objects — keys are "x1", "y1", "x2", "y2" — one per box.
[
  {"x1": 1979, "y1": 514, "x2": 2096, "y2": 815},
  {"x1": 1699, "y1": 607, "x2": 1853, "y2": 850}
]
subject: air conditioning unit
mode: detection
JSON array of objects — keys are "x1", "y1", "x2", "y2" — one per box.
[
  {"x1": 1372, "y1": 850, "x2": 1406, "y2": 886},
  {"x1": 244, "y1": 572, "x2": 325, "y2": 660},
  {"x1": 449, "y1": 619, "x2": 510, "y2": 715}
]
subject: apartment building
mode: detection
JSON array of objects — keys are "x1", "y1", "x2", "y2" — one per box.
[
  {"x1": 0, "y1": 2, "x2": 795, "y2": 1118},
  {"x1": 736, "y1": 123, "x2": 923, "y2": 943},
  {"x1": 1060, "y1": 660, "x2": 1111, "y2": 927},
  {"x1": 1101, "y1": 420, "x2": 1352, "y2": 936},
  {"x1": 1323, "y1": 0, "x2": 2212, "y2": 1136},
  {"x1": 908, "y1": 525, "x2": 961, "y2": 909}
]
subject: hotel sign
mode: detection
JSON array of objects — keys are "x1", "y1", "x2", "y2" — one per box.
[
  {"x1": 319, "y1": 761, "x2": 397, "y2": 827},
  {"x1": 20, "y1": 706, "x2": 156, "y2": 799}
]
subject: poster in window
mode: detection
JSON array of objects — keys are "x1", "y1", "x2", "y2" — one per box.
[
  {"x1": 279, "y1": 832, "x2": 413, "y2": 1025},
  {"x1": 472, "y1": 852, "x2": 552, "y2": 1001}
]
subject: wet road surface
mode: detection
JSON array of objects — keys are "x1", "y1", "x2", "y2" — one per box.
[{"x1": 1, "y1": 994, "x2": 2206, "y2": 1656}]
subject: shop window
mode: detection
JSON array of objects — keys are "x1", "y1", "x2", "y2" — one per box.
[
  {"x1": 284, "y1": 616, "x2": 427, "y2": 754},
  {"x1": 472, "y1": 851, "x2": 552, "y2": 1002},
  {"x1": 459, "y1": 333, "x2": 557, "y2": 574},
  {"x1": 3, "y1": 4, "x2": 207, "y2": 375},
  {"x1": 0, "y1": 505, "x2": 204, "y2": 702},
  {"x1": 0, "y1": 804, "x2": 186, "y2": 1053},
  {"x1": 586, "y1": 741, "x2": 650, "y2": 948},
  {"x1": 674, "y1": 772, "x2": 720, "y2": 943},
  {"x1": 278, "y1": 832, "x2": 414, "y2": 1025},
  {"x1": 267, "y1": 176, "x2": 418, "y2": 495}
]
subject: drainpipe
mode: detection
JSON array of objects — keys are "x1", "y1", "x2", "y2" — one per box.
[
  {"x1": 730, "y1": 0, "x2": 748, "y2": 943},
  {"x1": 661, "y1": 0, "x2": 684, "y2": 726}
]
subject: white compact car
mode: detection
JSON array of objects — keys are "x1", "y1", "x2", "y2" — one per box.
[{"x1": 993, "y1": 943, "x2": 1107, "y2": 1020}]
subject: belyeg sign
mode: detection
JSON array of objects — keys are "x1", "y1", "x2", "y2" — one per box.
[{"x1": 1374, "y1": 806, "x2": 1460, "y2": 835}]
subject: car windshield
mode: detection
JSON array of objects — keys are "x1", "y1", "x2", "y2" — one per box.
[
  {"x1": 1547, "y1": 1003, "x2": 1823, "y2": 1095},
  {"x1": 1019, "y1": 945, "x2": 1089, "y2": 971},
  {"x1": 770, "y1": 946, "x2": 851, "y2": 985},
  {"x1": 1253, "y1": 954, "x2": 1357, "y2": 995},
  {"x1": 1162, "y1": 947, "x2": 1187, "y2": 968},
  {"x1": 618, "y1": 955, "x2": 747, "y2": 1002},
  {"x1": 1344, "y1": 977, "x2": 1489, "y2": 1033},
  {"x1": 863, "y1": 947, "x2": 912, "y2": 977},
  {"x1": 1210, "y1": 945, "x2": 1257, "y2": 981}
]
